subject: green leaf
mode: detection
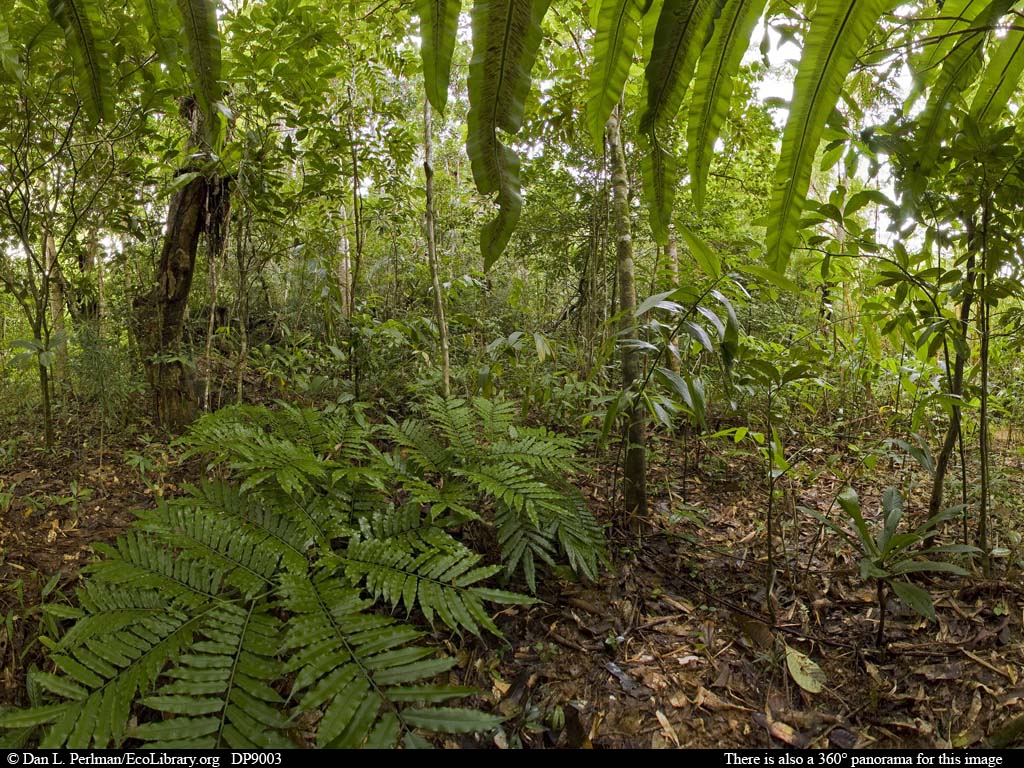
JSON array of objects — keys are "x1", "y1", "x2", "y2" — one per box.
[
  {"x1": 677, "y1": 224, "x2": 721, "y2": 279},
  {"x1": 736, "y1": 263, "x2": 803, "y2": 293},
  {"x1": 640, "y1": 131, "x2": 677, "y2": 245},
  {"x1": 837, "y1": 487, "x2": 878, "y2": 557},
  {"x1": 47, "y1": 0, "x2": 113, "y2": 125},
  {"x1": 417, "y1": 0, "x2": 462, "y2": 112},
  {"x1": 175, "y1": 0, "x2": 223, "y2": 148},
  {"x1": 466, "y1": 0, "x2": 551, "y2": 268},
  {"x1": 401, "y1": 706, "x2": 503, "y2": 733},
  {"x1": 586, "y1": 0, "x2": 646, "y2": 151},
  {"x1": 891, "y1": 580, "x2": 935, "y2": 620},
  {"x1": 968, "y1": 24, "x2": 1024, "y2": 126},
  {"x1": 914, "y1": 0, "x2": 1014, "y2": 174},
  {"x1": 641, "y1": 0, "x2": 724, "y2": 133},
  {"x1": 766, "y1": 0, "x2": 890, "y2": 271},
  {"x1": 687, "y1": 0, "x2": 766, "y2": 210},
  {"x1": 784, "y1": 643, "x2": 825, "y2": 693}
]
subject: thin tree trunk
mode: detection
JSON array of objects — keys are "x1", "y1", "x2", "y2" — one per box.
[
  {"x1": 607, "y1": 107, "x2": 647, "y2": 529},
  {"x1": 665, "y1": 225, "x2": 681, "y2": 375},
  {"x1": 43, "y1": 233, "x2": 68, "y2": 385},
  {"x1": 424, "y1": 99, "x2": 451, "y2": 398},
  {"x1": 978, "y1": 198, "x2": 991, "y2": 575},
  {"x1": 928, "y1": 248, "x2": 976, "y2": 519}
]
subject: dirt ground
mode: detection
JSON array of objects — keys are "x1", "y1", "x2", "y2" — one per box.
[{"x1": 2, "y1": 414, "x2": 1023, "y2": 749}]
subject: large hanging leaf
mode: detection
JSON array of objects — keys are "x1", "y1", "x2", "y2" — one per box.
[
  {"x1": 686, "y1": 0, "x2": 766, "y2": 210},
  {"x1": 908, "y1": 0, "x2": 986, "y2": 90},
  {"x1": 46, "y1": 0, "x2": 113, "y2": 124},
  {"x1": 913, "y1": 0, "x2": 1015, "y2": 174},
  {"x1": 417, "y1": 0, "x2": 462, "y2": 113},
  {"x1": 641, "y1": 0, "x2": 723, "y2": 133},
  {"x1": 640, "y1": 131, "x2": 677, "y2": 244},
  {"x1": 586, "y1": 0, "x2": 646, "y2": 152},
  {"x1": 765, "y1": 0, "x2": 890, "y2": 272},
  {"x1": 137, "y1": 0, "x2": 182, "y2": 74},
  {"x1": 175, "y1": 0, "x2": 223, "y2": 147},
  {"x1": 968, "y1": 23, "x2": 1024, "y2": 125},
  {"x1": 466, "y1": 0, "x2": 551, "y2": 268}
]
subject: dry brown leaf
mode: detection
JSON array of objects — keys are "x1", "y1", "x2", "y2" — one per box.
[{"x1": 656, "y1": 710, "x2": 680, "y2": 747}]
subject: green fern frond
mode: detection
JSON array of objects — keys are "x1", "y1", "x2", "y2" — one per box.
[
  {"x1": 493, "y1": 504, "x2": 556, "y2": 592},
  {"x1": 466, "y1": 0, "x2": 551, "y2": 267},
  {"x1": 586, "y1": 0, "x2": 646, "y2": 151},
  {"x1": 384, "y1": 418, "x2": 452, "y2": 473},
  {"x1": 969, "y1": 25, "x2": 1024, "y2": 125},
  {"x1": 47, "y1": 0, "x2": 113, "y2": 124},
  {"x1": 138, "y1": 602, "x2": 291, "y2": 749},
  {"x1": 766, "y1": 0, "x2": 890, "y2": 272},
  {"x1": 471, "y1": 396, "x2": 517, "y2": 443},
  {"x1": 175, "y1": 0, "x2": 222, "y2": 147},
  {"x1": 280, "y1": 567, "x2": 500, "y2": 747},
  {"x1": 424, "y1": 395, "x2": 480, "y2": 462},
  {"x1": 417, "y1": 0, "x2": 462, "y2": 112},
  {"x1": 687, "y1": 0, "x2": 766, "y2": 210}
]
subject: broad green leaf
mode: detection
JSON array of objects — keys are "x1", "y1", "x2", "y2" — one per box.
[
  {"x1": 641, "y1": 0, "x2": 723, "y2": 133},
  {"x1": 175, "y1": 0, "x2": 223, "y2": 148},
  {"x1": 766, "y1": 0, "x2": 890, "y2": 271},
  {"x1": 736, "y1": 263, "x2": 803, "y2": 293},
  {"x1": 417, "y1": 0, "x2": 462, "y2": 112},
  {"x1": 138, "y1": 0, "x2": 182, "y2": 72},
  {"x1": 678, "y1": 224, "x2": 721, "y2": 278},
  {"x1": 914, "y1": 0, "x2": 1014, "y2": 174},
  {"x1": 587, "y1": 0, "x2": 646, "y2": 151},
  {"x1": 687, "y1": 0, "x2": 766, "y2": 209},
  {"x1": 467, "y1": 0, "x2": 551, "y2": 268},
  {"x1": 640, "y1": 131, "x2": 677, "y2": 245},
  {"x1": 784, "y1": 643, "x2": 825, "y2": 693},
  {"x1": 968, "y1": 24, "x2": 1024, "y2": 125},
  {"x1": 837, "y1": 487, "x2": 878, "y2": 557},
  {"x1": 891, "y1": 580, "x2": 935, "y2": 620},
  {"x1": 47, "y1": 0, "x2": 113, "y2": 125}
]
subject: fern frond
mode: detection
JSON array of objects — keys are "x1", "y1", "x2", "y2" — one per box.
[
  {"x1": 493, "y1": 504, "x2": 556, "y2": 592},
  {"x1": 466, "y1": 0, "x2": 551, "y2": 267},
  {"x1": 766, "y1": 0, "x2": 889, "y2": 271},
  {"x1": 384, "y1": 418, "x2": 452, "y2": 473},
  {"x1": 471, "y1": 396, "x2": 517, "y2": 443},
  {"x1": 280, "y1": 568, "x2": 500, "y2": 747},
  {"x1": 47, "y1": 0, "x2": 113, "y2": 124},
  {"x1": 138, "y1": 602, "x2": 292, "y2": 748},
  {"x1": 175, "y1": 0, "x2": 222, "y2": 147},
  {"x1": 969, "y1": 25, "x2": 1024, "y2": 125},
  {"x1": 417, "y1": 0, "x2": 462, "y2": 112},
  {"x1": 586, "y1": 0, "x2": 646, "y2": 151},
  {"x1": 687, "y1": 0, "x2": 766, "y2": 210},
  {"x1": 423, "y1": 395, "x2": 479, "y2": 462}
]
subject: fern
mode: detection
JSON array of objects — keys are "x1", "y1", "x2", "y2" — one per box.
[
  {"x1": 586, "y1": 0, "x2": 647, "y2": 151},
  {"x1": 2, "y1": 399, "x2": 601, "y2": 748},
  {"x1": 417, "y1": 0, "x2": 462, "y2": 113},
  {"x1": 968, "y1": 24, "x2": 1024, "y2": 126},
  {"x1": 47, "y1": 0, "x2": 113, "y2": 124}
]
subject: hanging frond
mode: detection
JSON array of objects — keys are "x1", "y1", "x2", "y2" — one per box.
[
  {"x1": 46, "y1": 0, "x2": 113, "y2": 124},
  {"x1": 968, "y1": 19, "x2": 1024, "y2": 125},
  {"x1": 466, "y1": 0, "x2": 551, "y2": 268},
  {"x1": 640, "y1": 130, "x2": 678, "y2": 245},
  {"x1": 417, "y1": 0, "x2": 462, "y2": 112},
  {"x1": 914, "y1": 0, "x2": 1014, "y2": 174},
  {"x1": 174, "y1": 0, "x2": 222, "y2": 147},
  {"x1": 641, "y1": 0, "x2": 723, "y2": 133},
  {"x1": 136, "y1": 0, "x2": 182, "y2": 73},
  {"x1": 586, "y1": 0, "x2": 646, "y2": 151},
  {"x1": 766, "y1": 0, "x2": 890, "y2": 272},
  {"x1": 687, "y1": 0, "x2": 766, "y2": 210}
]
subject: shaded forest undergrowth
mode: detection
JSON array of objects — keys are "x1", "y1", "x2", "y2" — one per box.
[{"x1": 2, "y1": 396, "x2": 1023, "y2": 749}]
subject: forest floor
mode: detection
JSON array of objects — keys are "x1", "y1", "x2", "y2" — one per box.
[{"x1": 2, "y1": 407, "x2": 1024, "y2": 749}]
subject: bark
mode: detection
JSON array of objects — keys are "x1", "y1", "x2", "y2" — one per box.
[
  {"x1": 607, "y1": 108, "x2": 647, "y2": 527},
  {"x1": 43, "y1": 233, "x2": 68, "y2": 384},
  {"x1": 665, "y1": 226, "x2": 681, "y2": 375},
  {"x1": 133, "y1": 174, "x2": 210, "y2": 431}
]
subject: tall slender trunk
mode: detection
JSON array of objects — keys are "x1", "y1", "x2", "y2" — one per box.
[
  {"x1": 424, "y1": 99, "x2": 451, "y2": 398},
  {"x1": 607, "y1": 108, "x2": 647, "y2": 528},
  {"x1": 978, "y1": 199, "x2": 991, "y2": 575},
  {"x1": 44, "y1": 233, "x2": 68, "y2": 385},
  {"x1": 665, "y1": 226, "x2": 680, "y2": 374}
]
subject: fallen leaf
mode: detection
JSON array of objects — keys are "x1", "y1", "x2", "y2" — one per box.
[
  {"x1": 785, "y1": 643, "x2": 826, "y2": 693},
  {"x1": 655, "y1": 710, "x2": 680, "y2": 747}
]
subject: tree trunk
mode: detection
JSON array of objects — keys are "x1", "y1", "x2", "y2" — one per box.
[
  {"x1": 665, "y1": 225, "x2": 681, "y2": 374},
  {"x1": 928, "y1": 250, "x2": 976, "y2": 519},
  {"x1": 133, "y1": 174, "x2": 210, "y2": 431},
  {"x1": 424, "y1": 99, "x2": 451, "y2": 398},
  {"x1": 607, "y1": 108, "x2": 647, "y2": 528},
  {"x1": 43, "y1": 233, "x2": 68, "y2": 385}
]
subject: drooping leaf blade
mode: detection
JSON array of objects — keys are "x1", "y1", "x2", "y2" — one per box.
[
  {"x1": 687, "y1": 0, "x2": 766, "y2": 210},
  {"x1": 466, "y1": 0, "x2": 551, "y2": 268},
  {"x1": 586, "y1": 0, "x2": 645, "y2": 152},
  {"x1": 766, "y1": 0, "x2": 890, "y2": 272},
  {"x1": 175, "y1": 0, "x2": 223, "y2": 147},
  {"x1": 968, "y1": 23, "x2": 1024, "y2": 125},
  {"x1": 417, "y1": 0, "x2": 462, "y2": 113},
  {"x1": 47, "y1": 0, "x2": 113, "y2": 124}
]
